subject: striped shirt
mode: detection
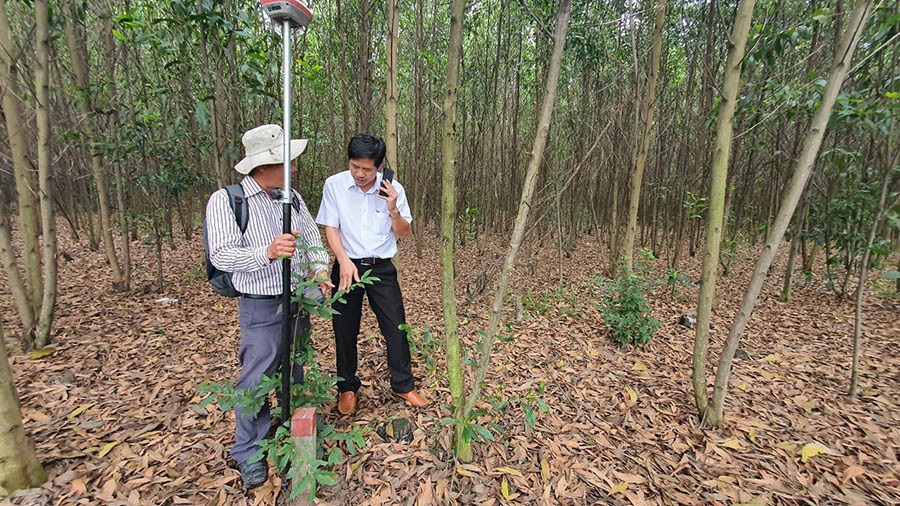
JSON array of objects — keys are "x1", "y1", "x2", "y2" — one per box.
[{"x1": 205, "y1": 175, "x2": 329, "y2": 295}]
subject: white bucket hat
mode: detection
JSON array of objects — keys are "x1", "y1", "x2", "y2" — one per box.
[{"x1": 234, "y1": 124, "x2": 308, "y2": 175}]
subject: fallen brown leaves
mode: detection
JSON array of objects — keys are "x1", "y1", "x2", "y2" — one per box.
[{"x1": 0, "y1": 222, "x2": 898, "y2": 505}]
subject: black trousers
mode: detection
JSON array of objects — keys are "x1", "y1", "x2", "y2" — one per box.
[{"x1": 331, "y1": 259, "x2": 415, "y2": 394}]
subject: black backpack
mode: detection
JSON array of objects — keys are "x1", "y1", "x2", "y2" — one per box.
[
  {"x1": 202, "y1": 184, "x2": 304, "y2": 297},
  {"x1": 203, "y1": 184, "x2": 249, "y2": 297}
]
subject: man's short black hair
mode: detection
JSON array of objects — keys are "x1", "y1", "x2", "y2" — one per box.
[{"x1": 347, "y1": 134, "x2": 386, "y2": 167}]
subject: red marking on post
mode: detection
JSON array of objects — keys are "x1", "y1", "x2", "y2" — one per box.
[{"x1": 291, "y1": 407, "x2": 316, "y2": 437}]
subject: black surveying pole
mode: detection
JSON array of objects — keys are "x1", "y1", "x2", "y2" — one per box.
[
  {"x1": 261, "y1": 0, "x2": 313, "y2": 426},
  {"x1": 278, "y1": 16, "x2": 293, "y2": 426}
]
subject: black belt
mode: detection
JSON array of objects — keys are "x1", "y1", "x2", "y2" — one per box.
[
  {"x1": 351, "y1": 257, "x2": 391, "y2": 266},
  {"x1": 242, "y1": 293, "x2": 283, "y2": 300}
]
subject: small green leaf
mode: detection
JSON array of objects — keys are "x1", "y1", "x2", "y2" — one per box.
[
  {"x1": 196, "y1": 394, "x2": 216, "y2": 410},
  {"x1": 471, "y1": 423, "x2": 494, "y2": 442},
  {"x1": 28, "y1": 347, "x2": 57, "y2": 359},
  {"x1": 290, "y1": 474, "x2": 312, "y2": 499},
  {"x1": 315, "y1": 470, "x2": 337, "y2": 486},
  {"x1": 522, "y1": 402, "x2": 536, "y2": 427}
]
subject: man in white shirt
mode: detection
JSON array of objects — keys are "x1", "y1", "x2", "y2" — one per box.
[
  {"x1": 205, "y1": 124, "x2": 332, "y2": 488},
  {"x1": 316, "y1": 134, "x2": 428, "y2": 415}
]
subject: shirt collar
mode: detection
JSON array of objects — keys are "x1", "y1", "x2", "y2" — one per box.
[
  {"x1": 345, "y1": 170, "x2": 381, "y2": 194},
  {"x1": 241, "y1": 175, "x2": 267, "y2": 198}
]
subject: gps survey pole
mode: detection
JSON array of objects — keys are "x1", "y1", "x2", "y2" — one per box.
[{"x1": 260, "y1": 0, "x2": 313, "y2": 426}]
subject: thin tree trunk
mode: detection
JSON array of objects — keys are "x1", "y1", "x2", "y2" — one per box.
[
  {"x1": 357, "y1": 0, "x2": 372, "y2": 132},
  {"x1": 63, "y1": 0, "x2": 124, "y2": 288},
  {"x1": 781, "y1": 230, "x2": 801, "y2": 302},
  {"x1": 385, "y1": 0, "x2": 404, "y2": 281},
  {"x1": 459, "y1": 0, "x2": 572, "y2": 458},
  {"x1": 0, "y1": 320, "x2": 46, "y2": 491},
  {"x1": 198, "y1": 0, "x2": 225, "y2": 187},
  {"x1": 84, "y1": 186, "x2": 98, "y2": 250},
  {"x1": 0, "y1": 0, "x2": 42, "y2": 314},
  {"x1": 34, "y1": 0, "x2": 56, "y2": 348},
  {"x1": 781, "y1": 197, "x2": 809, "y2": 302},
  {"x1": 705, "y1": 0, "x2": 873, "y2": 427},
  {"x1": 412, "y1": 0, "x2": 426, "y2": 258},
  {"x1": 154, "y1": 220, "x2": 164, "y2": 293},
  {"x1": 439, "y1": 0, "x2": 468, "y2": 464},
  {"x1": 214, "y1": 52, "x2": 228, "y2": 185},
  {"x1": 385, "y1": 0, "x2": 399, "y2": 173},
  {"x1": 0, "y1": 209, "x2": 35, "y2": 349},
  {"x1": 692, "y1": 0, "x2": 757, "y2": 418},
  {"x1": 608, "y1": 174, "x2": 619, "y2": 275},
  {"x1": 101, "y1": 6, "x2": 131, "y2": 289},
  {"x1": 335, "y1": 0, "x2": 352, "y2": 148},
  {"x1": 621, "y1": 0, "x2": 666, "y2": 273},
  {"x1": 849, "y1": 141, "x2": 896, "y2": 396},
  {"x1": 114, "y1": 161, "x2": 131, "y2": 288}
]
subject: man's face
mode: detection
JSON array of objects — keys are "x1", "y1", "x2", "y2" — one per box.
[
  {"x1": 349, "y1": 158, "x2": 379, "y2": 189},
  {"x1": 254, "y1": 161, "x2": 297, "y2": 187}
]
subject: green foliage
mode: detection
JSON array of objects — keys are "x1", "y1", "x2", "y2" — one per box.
[
  {"x1": 520, "y1": 288, "x2": 580, "y2": 318},
  {"x1": 683, "y1": 192, "x2": 709, "y2": 220},
  {"x1": 665, "y1": 268, "x2": 695, "y2": 299},
  {"x1": 807, "y1": 164, "x2": 898, "y2": 298},
  {"x1": 196, "y1": 264, "x2": 378, "y2": 499},
  {"x1": 718, "y1": 234, "x2": 749, "y2": 277},
  {"x1": 438, "y1": 380, "x2": 550, "y2": 451},
  {"x1": 460, "y1": 207, "x2": 480, "y2": 248},
  {"x1": 184, "y1": 262, "x2": 206, "y2": 281},
  {"x1": 589, "y1": 250, "x2": 661, "y2": 346},
  {"x1": 400, "y1": 323, "x2": 440, "y2": 373}
]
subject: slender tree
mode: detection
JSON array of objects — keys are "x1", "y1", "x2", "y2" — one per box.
[
  {"x1": 0, "y1": 0, "x2": 41, "y2": 318},
  {"x1": 442, "y1": 0, "x2": 573, "y2": 462},
  {"x1": 702, "y1": 0, "x2": 874, "y2": 427},
  {"x1": 620, "y1": 0, "x2": 666, "y2": 272},
  {"x1": 849, "y1": 145, "x2": 897, "y2": 396},
  {"x1": 33, "y1": 0, "x2": 56, "y2": 348},
  {"x1": 692, "y1": 0, "x2": 757, "y2": 419},
  {"x1": 385, "y1": 0, "x2": 400, "y2": 174},
  {"x1": 0, "y1": 320, "x2": 46, "y2": 493},
  {"x1": 64, "y1": 0, "x2": 124, "y2": 289},
  {"x1": 439, "y1": 0, "x2": 468, "y2": 462}
]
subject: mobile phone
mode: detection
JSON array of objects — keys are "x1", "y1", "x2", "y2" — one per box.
[{"x1": 378, "y1": 167, "x2": 394, "y2": 197}]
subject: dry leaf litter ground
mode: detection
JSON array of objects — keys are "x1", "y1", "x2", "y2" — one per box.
[{"x1": 0, "y1": 221, "x2": 898, "y2": 505}]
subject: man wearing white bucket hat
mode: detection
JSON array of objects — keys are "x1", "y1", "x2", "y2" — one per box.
[{"x1": 204, "y1": 124, "x2": 332, "y2": 487}]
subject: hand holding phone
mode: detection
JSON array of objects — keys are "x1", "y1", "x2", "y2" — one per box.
[{"x1": 378, "y1": 167, "x2": 394, "y2": 197}]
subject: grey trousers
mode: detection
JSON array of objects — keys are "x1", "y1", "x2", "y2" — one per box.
[{"x1": 230, "y1": 297, "x2": 308, "y2": 465}]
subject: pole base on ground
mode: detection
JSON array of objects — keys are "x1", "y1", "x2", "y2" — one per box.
[{"x1": 288, "y1": 407, "x2": 316, "y2": 504}]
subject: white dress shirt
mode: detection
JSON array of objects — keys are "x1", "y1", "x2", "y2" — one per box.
[
  {"x1": 315, "y1": 170, "x2": 413, "y2": 259},
  {"x1": 205, "y1": 175, "x2": 329, "y2": 295}
]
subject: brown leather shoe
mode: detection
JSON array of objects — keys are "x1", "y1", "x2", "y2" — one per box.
[
  {"x1": 337, "y1": 391, "x2": 357, "y2": 415},
  {"x1": 394, "y1": 389, "x2": 429, "y2": 408}
]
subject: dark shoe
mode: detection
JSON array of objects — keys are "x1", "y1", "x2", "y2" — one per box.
[
  {"x1": 394, "y1": 389, "x2": 429, "y2": 408},
  {"x1": 337, "y1": 391, "x2": 357, "y2": 415},
  {"x1": 238, "y1": 459, "x2": 267, "y2": 488}
]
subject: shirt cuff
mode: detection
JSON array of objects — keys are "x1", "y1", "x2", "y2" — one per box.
[
  {"x1": 315, "y1": 218, "x2": 339, "y2": 228},
  {"x1": 254, "y1": 245, "x2": 271, "y2": 267}
]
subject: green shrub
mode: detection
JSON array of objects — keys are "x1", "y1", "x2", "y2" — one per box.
[{"x1": 589, "y1": 250, "x2": 661, "y2": 346}]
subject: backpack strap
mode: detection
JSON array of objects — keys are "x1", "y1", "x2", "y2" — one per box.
[
  {"x1": 290, "y1": 189, "x2": 302, "y2": 214},
  {"x1": 224, "y1": 184, "x2": 248, "y2": 234}
]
